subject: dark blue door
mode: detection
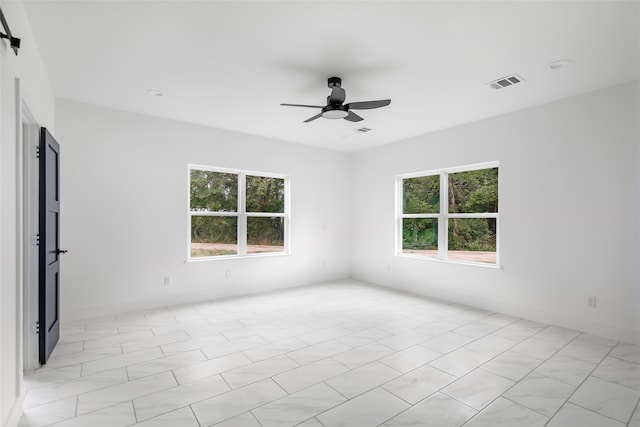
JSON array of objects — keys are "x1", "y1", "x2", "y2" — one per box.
[{"x1": 39, "y1": 128, "x2": 63, "y2": 364}]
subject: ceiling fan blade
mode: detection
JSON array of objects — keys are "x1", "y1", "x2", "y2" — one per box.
[
  {"x1": 346, "y1": 99, "x2": 391, "y2": 110},
  {"x1": 329, "y1": 87, "x2": 346, "y2": 105},
  {"x1": 281, "y1": 103, "x2": 324, "y2": 109},
  {"x1": 344, "y1": 111, "x2": 364, "y2": 122},
  {"x1": 304, "y1": 113, "x2": 323, "y2": 123}
]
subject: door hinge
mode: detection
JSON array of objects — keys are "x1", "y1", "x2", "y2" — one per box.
[
  {"x1": 32, "y1": 233, "x2": 40, "y2": 246},
  {"x1": 32, "y1": 146, "x2": 40, "y2": 158},
  {"x1": 34, "y1": 321, "x2": 40, "y2": 335}
]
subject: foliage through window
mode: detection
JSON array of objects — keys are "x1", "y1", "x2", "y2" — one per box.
[
  {"x1": 189, "y1": 166, "x2": 288, "y2": 259},
  {"x1": 399, "y1": 163, "x2": 498, "y2": 265}
]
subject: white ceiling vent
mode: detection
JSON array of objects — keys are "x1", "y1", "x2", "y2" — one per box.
[
  {"x1": 487, "y1": 74, "x2": 524, "y2": 90},
  {"x1": 356, "y1": 127, "x2": 372, "y2": 133}
]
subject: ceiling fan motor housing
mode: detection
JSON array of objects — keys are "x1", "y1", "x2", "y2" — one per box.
[
  {"x1": 327, "y1": 76, "x2": 342, "y2": 88},
  {"x1": 322, "y1": 104, "x2": 348, "y2": 119}
]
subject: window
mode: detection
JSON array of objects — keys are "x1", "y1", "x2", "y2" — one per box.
[
  {"x1": 189, "y1": 165, "x2": 289, "y2": 259},
  {"x1": 398, "y1": 162, "x2": 498, "y2": 265}
]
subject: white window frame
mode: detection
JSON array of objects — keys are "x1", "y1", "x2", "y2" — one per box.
[
  {"x1": 188, "y1": 164, "x2": 290, "y2": 261},
  {"x1": 396, "y1": 161, "x2": 499, "y2": 267}
]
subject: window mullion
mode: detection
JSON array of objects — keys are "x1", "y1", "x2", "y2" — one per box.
[
  {"x1": 439, "y1": 171, "x2": 448, "y2": 260},
  {"x1": 238, "y1": 172, "x2": 247, "y2": 255}
]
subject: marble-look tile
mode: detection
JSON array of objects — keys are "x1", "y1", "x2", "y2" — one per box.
[
  {"x1": 82, "y1": 330, "x2": 154, "y2": 350},
  {"x1": 379, "y1": 345, "x2": 441, "y2": 373},
  {"x1": 546, "y1": 403, "x2": 625, "y2": 427},
  {"x1": 132, "y1": 407, "x2": 200, "y2": 427},
  {"x1": 252, "y1": 383, "x2": 345, "y2": 427},
  {"x1": 297, "y1": 326, "x2": 351, "y2": 345},
  {"x1": 49, "y1": 341, "x2": 84, "y2": 358},
  {"x1": 533, "y1": 354, "x2": 596, "y2": 385},
  {"x1": 453, "y1": 322, "x2": 501, "y2": 340},
  {"x1": 222, "y1": 355, "x2": 299, "y2": 388},
  {"x1": 533, "y1": 326, "x2": 581, "y2": 344},
  {"x1": 445, "y1": 310, "x2": 491, "y2": 326},
  {"x1": 442, "y1": 368, "x2": 514, "y2": 410},
  {"x1": 592, "y1": 356, "x2": 640, "y2": 391},
  {"x1": 629, "y1": 406, "x2": 640, "y2": 427},
  {"x1": 191, "y1": 378, "x2": 286, "y2": 426},
  {"x1": 317, "y1": 387, "x2": 409, "y2": 427},
  {"x1": 610, "y1": 343, "x2": 640, "y2": 364},
  {"x1": 259, "y1": 324, "x2": 315, "y2": 343},
  {"x1": 213, "y1": 412, "x2": 261, "y2": 427},
  {"x1": 385, "y1": 392, "x2": 477, "y2": 427},
  {"x1": 81, "y1": 347, "x2": 164, "y2": 376},
  {"x1": 293, "y1": 418, "x2": 324, "y2": 427},
  {"x1": 331, "y1": 342, "x2": 395, "y2": 369},
  {"x1": 43, "y1": 345, "x2": 124, "y2": 370},
  {"x1": 510, "y1": 337, "x2": 565, "y2": 361},
  {"x1": 377, "y1": 318, "x2": 423, "y2": 334},
  {"x1": 559, "y1": 334, "x2": 617, "y2": 363},
  {"x1": 325, "y1": 361, "x2": 401, "y2": 399},
  {"x1": 23, "y1": 368, "x2": 129, "y2": 408},
  {"x1": 242, "y1": 337, "x2": 308, "y2": 362},
  {"x1": 273, "y1": 358, "x2": 348, "y2": 393},
  {"x1": 377, "y1": 330, "x2": 430, "y2": 351},
  {"x1": 382, "y1": 364, "x2": 456, "y2": 404},
  {"x1": 480, "y1": 350, "x2": 540, "y2": 381},
  {"x1": 201, "y1": 335, "x2": 267, "y2": 359},
  {"x1": 48, "y1": 401, "x2": 136, "y2": 427},
  {"x1": 413, "y1": 321, "x2": 460, "y2": 339},
  {"x1": 134, "y1": 374, "x2": 229, "y2": 421},
  {"x1": 127, "y1": 349, "x2": 206, "y2": 379},
  {"x1": 422, "y1": 332, "x2": 475, "y2": 354},
  {"x1": 159, "y1": 333, "x2": 229, "y2": 356},
  {"x1": 492, "y1": 320, "x2": 545, "y2": 343},
  {"x1": 172, "y1": 351, "x2": 252, "y2": 385},
  {"x1": 336, "y1": 327, "x2": 392, "y2": 347},
  {"x1": 464, "y1": 335, "x2": 516, "y2": 357},
  {"x1": 286, "y1": 340, "x2": 352, "y2": 365},
  {"x1": 121, "y1": 331, "x2": 189, "y2": 353},
  {"x1": 463, "y1": 397, "x2": 547, "y2": 427},
  {"x1": 503, "y1": 373, "x2": 575, "y2": 417},
  {"x1": 18, "y1": 396, "x2": 77, "y2": 427},
  {"x1": 569, "y1": 376, "x2": 640, "y2": 422},
  {"x1": 429, "y1": 347, "x2": 492, "y2": 377},
  {"x1": 23, "y1": 366, "x2": 82, "y2": 391},
  {"x1": 76, "y1": 371, "x2": 177, "y2": 415}
]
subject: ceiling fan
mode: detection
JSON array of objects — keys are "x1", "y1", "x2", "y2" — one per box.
[{"x1": 281, "y1": 77, "x2": 391, "y2": 123}]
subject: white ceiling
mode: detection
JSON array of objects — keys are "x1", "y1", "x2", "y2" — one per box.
[{"x1": 23, "y1": 1, "x2": 639, "y2": 152}]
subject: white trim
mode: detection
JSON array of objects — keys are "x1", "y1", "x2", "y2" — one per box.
[
  {"x1": 21, "y1": 99, "x2": 40, "y2": 374},
  {"x1": 187, "y1": 165, "x2": 290, "y2": 261},
  {"x1": 397, "y1": 162, "x2": 499, "y2": 267}
]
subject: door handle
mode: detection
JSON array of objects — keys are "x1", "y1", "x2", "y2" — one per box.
[{"x1": 56, "y1": 249, "x2": 68, "y2": 255}]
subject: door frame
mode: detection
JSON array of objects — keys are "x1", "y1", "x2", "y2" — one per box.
[{"x1": 19, "y1": 81, "x2": 40, "y2": 374}]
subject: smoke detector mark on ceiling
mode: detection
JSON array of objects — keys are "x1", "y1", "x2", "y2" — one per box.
[
  {"x1": 356, "y1": 127, "x2": 372, "y2": 133},
  {"x1": 487, "y1": 74, "x2": 524, "y2": 90}
]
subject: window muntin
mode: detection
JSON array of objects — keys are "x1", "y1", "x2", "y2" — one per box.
[
  {"x1": 398, "y1": 163, "x2": 498, "y2": 266},
  {"x1": 189, "y1": 166, "x2": 289, "y2": 260}
]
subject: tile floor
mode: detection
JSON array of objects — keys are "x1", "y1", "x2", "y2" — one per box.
[{"x1": 19, "y1": 281, "x2": 640, "y2": 427}]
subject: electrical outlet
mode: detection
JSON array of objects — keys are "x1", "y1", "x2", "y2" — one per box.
[
  {"x1": 163, "y1": 275, "x2": 170, "y2": 286},
  {"x1": 225, "y1": 269, "x2": 231, "y2": 279},
  {"x1": 587, "y1": 295, "x2": 597, "y2": 308}
]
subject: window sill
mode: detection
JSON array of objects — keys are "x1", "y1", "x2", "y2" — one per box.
[
  {"x1": 396, "y1": 253, "x2": 502, "y2": 269},
  {"x1": 186, "y1": 251, "x2": 291, "y2": 263}
]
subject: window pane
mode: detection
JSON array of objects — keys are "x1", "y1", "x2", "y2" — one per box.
[
  {"x1": 402, "y1": 218, "x2": 438, "y2": 256},
  {"x1": 448, "y1": 167, "x2": 498, "y2": 213},
  {"x1": 191, "y1": 216, "x2": 238, "y2": 257},
  {"x1": 246, "y1": 176, "x2": 285, "y2": 213},
  {"x1": 448, "y1": 218, "x2": 496, "y2": 264},
  {"x1": 247, "y1": 217, "x2": 285, "y2": 254},
  {"x1": 190, "y1": 170, "x2": 238, "y2": 212},
  {"x1": 403, "y1": 175, "x2": 439, "y2": 214}
]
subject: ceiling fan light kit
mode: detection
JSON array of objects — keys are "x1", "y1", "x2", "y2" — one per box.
[{"x1": 281, "y1": 77, "x2": 391, "y2": 123}]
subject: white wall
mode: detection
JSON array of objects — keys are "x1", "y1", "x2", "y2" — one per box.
[
  {"x1": 56, "y1": 100, "x2": 351, "y2": 320},
  {"x1": 351, "y1": 82, "x2": 640, "y2": 343},
  {"x1": 0, "y1": 2, "x2": 55, "y2": 426}
]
